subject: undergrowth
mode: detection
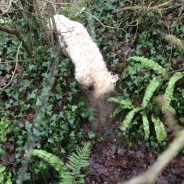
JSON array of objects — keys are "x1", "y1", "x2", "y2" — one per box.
[{"x1": 0, "y1": 0, "x2": 184, "y2": 183}]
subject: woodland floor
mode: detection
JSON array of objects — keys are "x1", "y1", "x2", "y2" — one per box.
[{"x1": 84, "y1": 122, "x2": 184, "y2": 184}]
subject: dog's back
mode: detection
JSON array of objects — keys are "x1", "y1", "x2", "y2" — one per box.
[{"x1": 50, "y1": 14, "x2": 118, "y2": 97}]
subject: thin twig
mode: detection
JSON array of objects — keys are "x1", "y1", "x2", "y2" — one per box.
[
  {"x1": 0, "y1": 26, "x2": 32, "y2": 58},
  {"x1": 0, "y1": 0, "x2": 13, "y2": 15},
  {"x1": 43, "y1": 1, "x2": 128, "y2": 33},
  {"x1": 112, "y1": 0, "x2": 173, "y2": 13},
  {"x1": 0, "y1": 42, "x2": 22, "y2": 91}
]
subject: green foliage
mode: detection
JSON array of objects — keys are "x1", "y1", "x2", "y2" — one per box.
[
  {"x1": 60, "y1": 3, "x2": 86, "y2": 20},
  {"x1": 112, "y1": 55, "x2": 183, "y2": 143},
  {"x1": 0, "y1": 164, "x2": 12, "y2": 184},
  {"x1": 0, "y1": 0, "x2": 184, "y2": 181},
  {"x1": 108, "y1": 97, "x2": 134, "y2": 117},
  {"x1": 0, "y1": 117, "x2": 10, "y2": 143},
  {"x1": 63, "y1": 142, "x2": 91, "y2": 184},
  {"x1": 120, "y1": 107, "x2": 141, "y2": 131},
  {"x1": 32, "y1": 143, "x2": 91, "y2": 184},
  {"x1": 164, "y1": 72, "x2": 184, "y2": 108},
  {"x1": 129, "y1": 56, "x2": 166, "y2": 75},
  {"x1": 0, "y1": 7, "x2": 93, "y2": 182},
  {"x1": 142, "y1": 113, "x2": 150, "y2": 140},
  {"x1": 141, "y1": 77, "x2": 160, "y2": 108},
  {"x1": 151, "y1": 116, "x2": 167, "y2": 143},
  {"x1": 32, "y1": 149, "x2": 67, "y2": 177}
]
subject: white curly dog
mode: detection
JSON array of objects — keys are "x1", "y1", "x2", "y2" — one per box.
[{"x1": 50, "y1": 14, "x2": 118, "y2": 97}]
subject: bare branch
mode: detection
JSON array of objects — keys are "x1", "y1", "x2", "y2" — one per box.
[
  {"x1": 0, "y1": 42, "x2": 22, "y2": 91},
  {"x1": 0, "y1": 0, "x2": 13, "y2": 16},
  {"x1": 112, "y1": 0, "x2": 173, "y2": 13},
  {"x1": 0, "y1": 26, "x2": 32, "y2": 58}
]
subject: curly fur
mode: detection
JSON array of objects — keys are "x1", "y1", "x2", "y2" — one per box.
[{"x1": 50, "y1": 14, "x2": 118, "y2": 97}]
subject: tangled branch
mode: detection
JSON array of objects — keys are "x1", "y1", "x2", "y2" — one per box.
[
  {"x1": 0, "y1": 26, "x2": 32, "y2": 58},
  {"x1": 0, "y1": 42, "x2": 22, "y2": 91},
  {"x1": 0, "y1": 0, "x2": 13, "y2": 16},
  {"x1": 112, "y1": 0, "x2": 173, "y2": 13}
]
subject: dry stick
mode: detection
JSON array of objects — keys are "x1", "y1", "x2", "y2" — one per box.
[
  {"x1": 0, "y1": 42, "x2": 22, "y2": 91},
  {"x1": 0, "y1": 26, "x2": 32, "y2": 58},
  {"x1": 112, "y1": 0, "x2": 173, "y2": 13}
]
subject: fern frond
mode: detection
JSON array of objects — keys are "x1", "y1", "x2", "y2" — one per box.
[
  {"x1": 164, "y1": 72, "x2": 184, "y2": 107},
  {"x1": 142, "y1": 113, "x2": 150, "y2": 140},
  {"x1": 32, "y1": 149, "x2": 67, "y2": 178},
  {"x1": 142, "y1": 77, "x2": 160, "y2": 108},
  {"x1": 151, "y1": 116, "x2": 167, "y2": 143},
  {"x1": 129, "y1": 56, "x2": 166, "y2": 75},
  {"x1": 63, "y1": 142, "x2": 91, "y2": 184},
  {"x1": 109, "y1": 97, "x2": 134, "y2": 108},
  {"x1": 32, "y1": 143, "x2": 91, "y2": 184},
  {"x1": 120, "y1": 107, "x2": 142, "y2": 131},
  {"x1": 0, "y1": 164, "x2": 5, "y2": 184},
  {"x1": 5, "y1": 173, "x2": 12, "y2": 184},
  {"x1": 109, "y1": 97, "x2": 134, "y2": 117}
]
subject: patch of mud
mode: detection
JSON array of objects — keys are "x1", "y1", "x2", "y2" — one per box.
[
  {"x1": 86, "y1": 92, "x2": 116, "y2": 136},
  {"x1": 86, "y1": 138, "x2": 184, "y2": 184}
]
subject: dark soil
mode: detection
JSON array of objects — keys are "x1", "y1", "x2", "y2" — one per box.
[{"x1": 85, "y1": 122, "x2": 184, "y2": 184}]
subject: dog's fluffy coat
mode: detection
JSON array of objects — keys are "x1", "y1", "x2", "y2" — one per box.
[{"x1": 50, "y1": 14, "x2": 118, "y2": 97}]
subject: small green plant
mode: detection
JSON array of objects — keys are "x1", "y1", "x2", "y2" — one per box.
[
  {"x1": 0, "y1": 117, "x2": 10, "y2": 143},
  {"x1": 32, "y1": 142, "x2": 91, "y2": 184},
  {"x1": 0, "y1": 164, "x2": 12, "y2": 184},
  {"x1": 110, "y1": 56, "x2": 184, "y2": 143}
]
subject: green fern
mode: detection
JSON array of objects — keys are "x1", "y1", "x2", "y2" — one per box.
[
  {"x1": 142, "y1": 77, "x2": 160, "y2": 108},
  {"x1": 164, "y1": 72, "x2": 184, "y2": 107},
  {"x1": 129, "y1": 56, "x2": 166, "y2": 75},
  {"x1": 0, "y1": 164, "x2": 12, "y2": 184},
  {"x1": 32, "y1": 149, "x2": 67, "y2": 178},
  {"x1": 120, "y1": 107, "x2": 142, "y2": 131},
  {"x1": 109, "y1": 97, "x2": 134, "y2": 117},
  {"x1": 32, "y1": 142, "x2": 91, "y2": 184},
  {"x1": 62, "y1": 142, "x2": 91, "y2": 184},
  {"x1": 142, "y1": 113, "x2": 150, "y2": 140},
  {"x1": 151, "y1": 116, "x2": 167, "y2": 143}
]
